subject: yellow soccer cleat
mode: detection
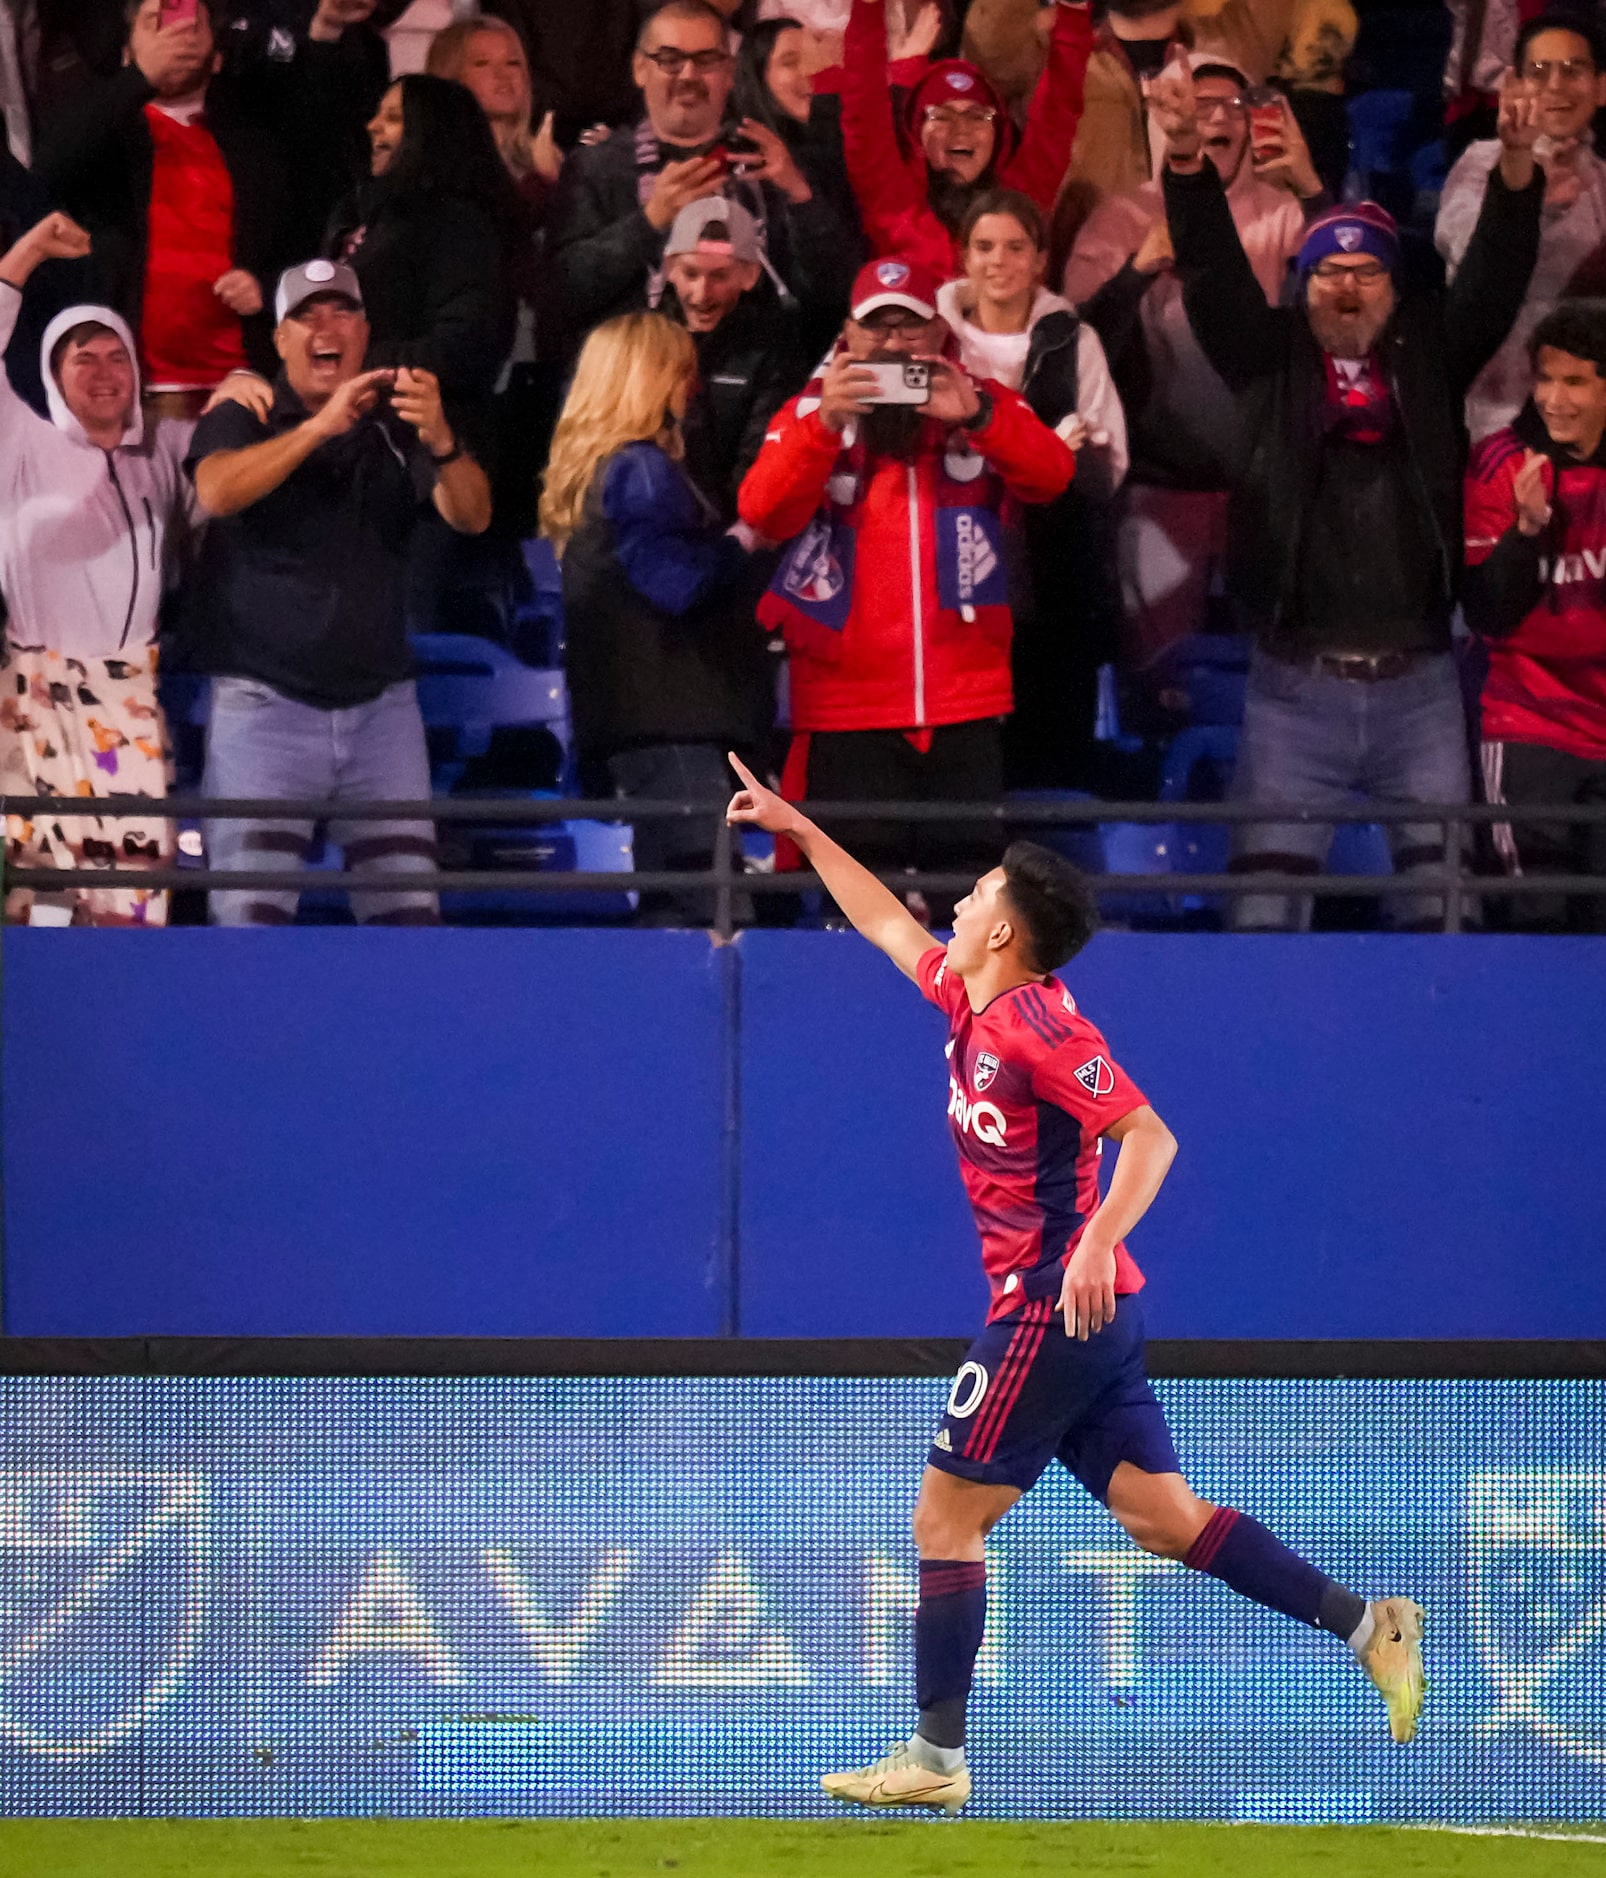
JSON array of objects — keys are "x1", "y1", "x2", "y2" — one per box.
[
  {"x1": 1360, "y1": 1596, "x2": 1426, "y2": 1742},
  {"x1": 821, "y1": 1741, "x2": 972, "y2": 1815}
]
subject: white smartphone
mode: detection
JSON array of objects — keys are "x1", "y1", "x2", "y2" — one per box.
[{"x1": 861, "y1": 360, "x2": 931, "y2": 405}]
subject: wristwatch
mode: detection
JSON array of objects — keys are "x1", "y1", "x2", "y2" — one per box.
[
  {"x1": 958, "y1": 390, "x2": 994, "y2": 433},
  {"x1": 429, "y1": 440, "x2": 464, "y2": 468}
]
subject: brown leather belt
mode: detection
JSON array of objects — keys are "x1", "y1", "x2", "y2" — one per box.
[{"x1": 1265, "y1": 647, "x2": 1436, "y2": 683}]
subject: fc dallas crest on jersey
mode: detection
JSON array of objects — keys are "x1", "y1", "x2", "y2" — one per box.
[{"x1": 919, "y1": 949, "x2": 1149, "y2": 1323}]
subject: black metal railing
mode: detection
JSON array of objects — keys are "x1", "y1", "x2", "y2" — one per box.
[{"x1": 6, "y1": 793, "x2": 1606, "y2": 939}]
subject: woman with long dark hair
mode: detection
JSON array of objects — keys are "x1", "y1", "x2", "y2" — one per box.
[
  {"x1": 324, "y1": 72, "x2": 523, "y2": 405},
  {"x1": 733, "y1": 17, "x2": 860, "y2": 252}
]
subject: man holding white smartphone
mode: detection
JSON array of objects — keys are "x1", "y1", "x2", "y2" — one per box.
[{"x1": 738, "y1": 256, "x2": 1075, "y2": 924}]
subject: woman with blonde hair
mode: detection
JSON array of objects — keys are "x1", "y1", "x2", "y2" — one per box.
[
  {"x1": 426, "y1": 17, "x2": 562, "y2": 188},
  {"x1": 545, "y1": 312, "x2": 770, "y2": 924}
]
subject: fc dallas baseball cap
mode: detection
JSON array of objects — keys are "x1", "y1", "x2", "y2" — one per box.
[{"x1": 850, "y1": 256, "x2": 939, "y2": 322}]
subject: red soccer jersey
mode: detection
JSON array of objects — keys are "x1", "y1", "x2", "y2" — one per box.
[{"x1": 918, "y1": 945, "x2": 1148, "y2": 1323}]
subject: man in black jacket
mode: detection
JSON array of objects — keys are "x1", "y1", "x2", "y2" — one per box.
[
  {"x1": 544, "y1": 0, "x2": 855, "y2": 349},
  {"x1": 1156, "y1": 65, "x2": 1545, "y2": 930},
  {"x1": 661, "y1": 194, "x2": 804, "y2": 519},
  {"x1": 35, "y1": 0, "x2": 371, "y2": 397}
]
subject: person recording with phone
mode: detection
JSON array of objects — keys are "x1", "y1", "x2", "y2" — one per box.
[
  {"x1": 182, "y1": 259, "x2": 490, "y2": 929},
  {"x1": 737, "y1": 256, "x2": 1074, "y2": 924},
  {"x1": 546, "y1": 0, "x2": 856, "y2": 343}
]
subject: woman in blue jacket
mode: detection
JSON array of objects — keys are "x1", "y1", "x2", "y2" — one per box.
[{"x1": 541, "y1": 310, "x2": 770, "y2": 924}]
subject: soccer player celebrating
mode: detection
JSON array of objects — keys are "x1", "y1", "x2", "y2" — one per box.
[{"x1": 725, "y1": 754, "x2": 1426, "y2": 1815}]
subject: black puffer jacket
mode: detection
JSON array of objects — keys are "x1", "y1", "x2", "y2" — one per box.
[{"x1": 1162, "y1": 158, "x2": 1544, "y2": 639}]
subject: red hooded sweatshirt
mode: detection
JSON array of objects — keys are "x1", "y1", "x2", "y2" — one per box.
[{"x1": 839, "y1": 0, "x2": 1093, "y2": 281}]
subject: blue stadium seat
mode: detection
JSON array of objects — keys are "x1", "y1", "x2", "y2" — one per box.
[{"x1": 411, "y1": 633, "x2": 571, "y2": 793}]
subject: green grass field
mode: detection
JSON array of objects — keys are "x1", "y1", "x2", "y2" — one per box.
[{"x1": 1, "y1": 1820, "x2": 1603, "y2": 1878}]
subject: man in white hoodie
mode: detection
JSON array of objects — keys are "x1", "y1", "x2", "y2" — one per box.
[
  {"x1": 1064, "y1": 55, "x2": 1321, "y2": 694},
  {"x1": 0, "y1": 211, "x2": 194, "y2": 926}
]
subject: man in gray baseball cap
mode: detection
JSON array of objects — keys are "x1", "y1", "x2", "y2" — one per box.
[
  {"x1": 181, "y1": 256, "x2": 491, "y2": 927},
  {"x1": 660, "y1": 195, "x2": 802, "y2": 513},
  {"x1": 273, "y1": 257, "x2": 364, "y2": 325}
]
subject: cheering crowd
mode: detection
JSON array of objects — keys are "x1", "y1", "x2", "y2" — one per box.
[{"x1": 0, "y1": 0, "x2": 1603, "y2": 930}]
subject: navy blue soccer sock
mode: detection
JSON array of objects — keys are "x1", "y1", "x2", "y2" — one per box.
[
  {"x1": 914, "y1": 1558, "x2": 987, "y2": 1749},
  {"x1": 1184, "y1": 1507, "x2": 1367, "y2": 1640}
]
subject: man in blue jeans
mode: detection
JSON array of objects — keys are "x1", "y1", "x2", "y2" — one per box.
[
  {"x1": 1153, "y1": 66, "x2": 1544, "y2": 928},
  {"x1": 184, "y1": 260, "x2": 491, "y2": 925}
]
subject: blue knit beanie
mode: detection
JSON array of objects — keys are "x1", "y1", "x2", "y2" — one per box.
[{"x1": 1297, "y1": 201, "x2": 1400, "y2": 277}]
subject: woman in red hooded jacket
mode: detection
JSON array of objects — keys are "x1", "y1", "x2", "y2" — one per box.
[{"x1": 838, "y1": 0, "x2": 1093, "y2": 280}]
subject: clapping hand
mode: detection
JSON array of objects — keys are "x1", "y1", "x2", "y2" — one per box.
[{"x1": 1513, "y1": 449, "x2": 1554, "y2": 537}]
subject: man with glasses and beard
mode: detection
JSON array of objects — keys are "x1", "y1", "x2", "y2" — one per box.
[
  {"x1": 737, "y1": 257, "x2": 1074, "y2": 924},
  {"x1": 1153, "y1": 61, "x2": 1545, "y2": 931},
  {"x1": 545, "y1": 0, "x2": 855, "y2": 341}
]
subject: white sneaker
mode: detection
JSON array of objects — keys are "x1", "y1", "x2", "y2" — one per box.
[
  {"x1": 820, "y1": 1740, "x2": 971, "y2": 1814},
  {"x1": 1360, "y1": 1596, "x2": 1426, "y2": 1742}
]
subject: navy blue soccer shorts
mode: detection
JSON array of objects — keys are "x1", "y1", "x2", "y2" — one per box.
[{"x1": 927, "y1": 1293, "x2": 1181, "y2": 1498}]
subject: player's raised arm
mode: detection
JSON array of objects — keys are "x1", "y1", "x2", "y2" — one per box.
[{"x1": 726, "y1": 753, "x2": 936, "y2": 981}]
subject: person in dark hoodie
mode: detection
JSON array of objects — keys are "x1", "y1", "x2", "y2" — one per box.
[
  {"x1": 660, "y1": 194, "x2": 805, "y2": 516},
  {"x1": 838, "y1": 0, "x2": 1092, "y2": 280},
  {"x1": 1464, "y1": 299, "x2": 1606, "y2": 931}
]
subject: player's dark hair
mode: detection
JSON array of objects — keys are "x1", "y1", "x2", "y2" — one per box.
[
  {"x1": 1529, "y1": 299, "x2": 1606, "y2": 378},
  {"x1": 1000, "y1": 841, "x2": 1099, "y2": 972}
]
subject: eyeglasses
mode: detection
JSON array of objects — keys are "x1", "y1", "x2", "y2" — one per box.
[
  {"x1": 1522, "y1": 57, "x2": 1595, "y2": 84},
  {"x1": 856, "y1": 310, "x2": 928, "y2": 333},
  {"x1": 1195, "y1": 93, "x2": 1247, "y2": 117},
  {"x1": 923, "y1": 104, "x2": 997, "y2": 129},
  {"x1": 640, "y1": 46, "x2": 731, "y2": 74},
  {"x1": 1309, "y1": 260, "x2": 1390, "y2": 284}
]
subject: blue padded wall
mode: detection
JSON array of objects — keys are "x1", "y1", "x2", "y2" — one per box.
[
  {"x1": 1, "y1": 930, "x2": 728, "y2": 1336},
  {"x1": 4, "y1": 930, "x2": 1603, "y2": 1339}
]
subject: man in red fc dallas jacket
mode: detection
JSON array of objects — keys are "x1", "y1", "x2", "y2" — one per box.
[
  {"x1": 1465, "y1": 300, "x2": 1606, "y2": 931},
  {"x1": 737, "y1": 255, "x2": 1075, "y2": 913}
]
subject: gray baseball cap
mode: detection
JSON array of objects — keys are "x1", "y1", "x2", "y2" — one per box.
[
  {"x1": 664, "y1": 196, "x2": 762, "y2": 264},
  {"x1": 274, "y1": 258, "x2": 364, "y2": 324}
]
